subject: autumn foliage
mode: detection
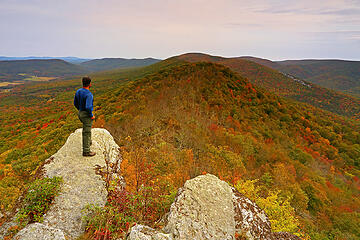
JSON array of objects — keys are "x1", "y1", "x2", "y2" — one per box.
[{"x1": 1, "y1": 59, "x2": 359, "y2": 239}]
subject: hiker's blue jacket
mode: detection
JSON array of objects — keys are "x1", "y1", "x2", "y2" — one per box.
[{"x1": 74, "y1": 88, "x2": 93, "y2": 117}]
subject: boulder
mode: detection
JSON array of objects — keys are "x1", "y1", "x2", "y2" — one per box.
[
  {"x1": 127, "y1": 174, "x2": 301, "y2": 240},
  {"x1": 164, "y1": 174, "x2": 235, "y2": 240}
]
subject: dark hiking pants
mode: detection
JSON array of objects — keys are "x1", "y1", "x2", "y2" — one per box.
[{"x1": 78, "y1": 111, "x2": 93, "y2": 153}]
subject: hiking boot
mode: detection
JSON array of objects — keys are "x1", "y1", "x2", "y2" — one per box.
[{"x1": 83, "y1": 151, "x2": 96, "y2": 157}]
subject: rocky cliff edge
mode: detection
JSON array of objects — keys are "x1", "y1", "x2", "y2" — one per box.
[{"x1": 13, "y1": 128, "x2": 120, "y2": 240}]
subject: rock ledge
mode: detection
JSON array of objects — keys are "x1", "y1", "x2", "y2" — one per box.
[{"x1": 14, "y1": 128, "x2": 120, "y2": 240}]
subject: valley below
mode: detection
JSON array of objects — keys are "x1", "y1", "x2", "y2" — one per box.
[{"x1": 0, "y1": 75, "x2": 56, "y2": 90}]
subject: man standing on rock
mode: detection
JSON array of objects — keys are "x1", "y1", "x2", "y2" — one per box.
[{"x1": 74, "y1": 76, "x2": 96, "y2": 157}]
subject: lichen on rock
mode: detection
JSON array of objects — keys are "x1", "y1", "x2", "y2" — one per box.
[{"x1": 232, "y1": 187, "x2": 273, "y2": 239}]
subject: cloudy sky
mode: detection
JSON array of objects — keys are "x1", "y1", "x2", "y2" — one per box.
[{"x1": 0, "y1": 0, "x2": 359, "y2": 60}]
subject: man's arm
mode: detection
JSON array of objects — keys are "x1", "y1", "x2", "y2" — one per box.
[
  {"x1": 85, "y1": 93, "x2": 94, "y2": 118},
  {"x1": 74, "y1": 92, "x2": 79, "y2": 110}
]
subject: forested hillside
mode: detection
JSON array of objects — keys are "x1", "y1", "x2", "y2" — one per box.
[
  {"x1": 1, "y1": 58, "x2": 359, "y2": 239},
  {"x1": 177, "y1": 53, "x2": 360, "y2": 120}
]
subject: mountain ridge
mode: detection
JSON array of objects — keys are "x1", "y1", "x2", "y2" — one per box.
[{"x1": 240, "y1": 56, "x2": 360, "y2": 98}]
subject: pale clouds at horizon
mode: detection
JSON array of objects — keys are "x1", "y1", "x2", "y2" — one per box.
[{"x1": 0, "y1": 0, "x2": 359, "y2": 60}]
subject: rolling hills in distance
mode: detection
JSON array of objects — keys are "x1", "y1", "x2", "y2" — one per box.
[
  {"x1": 0, "y1": 55, "x2": 359, "y2": 239},
  {"x1": 1, "y1": 54, "x2": 358, "y2": 101},
  {"x1": 0, "y1": 56, "x2": 91, "y2": 63},
  {"x1": 0, "y1": 57, "x2": 162, "y2": 88},
  {"x1": 240, "y1": 56, "x2": 360, "y2": 98},
  {"x1": 278, "y1": 60, "x2": 360, "y2": 98},
  {"x1": 0, "y1": 59, "x2": 87, "y2": 79}
]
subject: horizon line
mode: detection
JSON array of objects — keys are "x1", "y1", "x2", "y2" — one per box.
[{"x1": 1, "y1": 53, "x2": 360, "y2": 62}]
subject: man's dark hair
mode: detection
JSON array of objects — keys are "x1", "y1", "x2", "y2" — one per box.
[{"x1": 82, "y1": 76, "x2": 91, "y2": 87}]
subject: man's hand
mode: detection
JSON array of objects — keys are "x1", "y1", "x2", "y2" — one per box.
[{"x1": 91, "y1": 115, "x2": 95, "y2": 120}]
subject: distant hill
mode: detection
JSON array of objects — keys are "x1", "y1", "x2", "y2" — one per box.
[
  {"x1": 0, "y1": 57, "x2": 162, "y2": 86},
  {"x1": 276, "y1": 60, "x2": 360, "y2": 97},
  {"x1": 0, "y1": 56, "x2": 92, "y2": 63},
  {"x1": 176, "y1": 53, "x2": 360, "y2": 119},
  {"x1": 240, "y1": 57, "x2": 360, "y2": 98},
  {"x1": 0, "y1": 59, "x2": 88, "y2": 82},
  {"x1": 80, "y1": 57, "x2": 161, "y2": 72},
  {"x1": 239, "y1": 56, "x2": 281, "y2": 69}
]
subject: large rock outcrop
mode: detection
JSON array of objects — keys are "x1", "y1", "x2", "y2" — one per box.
[
  {"x1": 164, "y1": 174, "x2": 235, "y2": 240},
  {"x1": 127, "y1": 174, "x2": 301, "y2": 240},
  {"x1": 14, "y1": 128, "x2": 120, "y2": 240}
]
